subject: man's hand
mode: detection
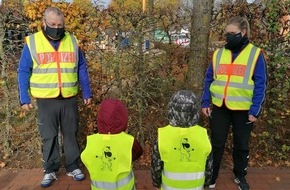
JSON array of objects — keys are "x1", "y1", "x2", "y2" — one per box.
[
  {"x1": 21, "y1": 104, "x2": 33, "y2": 112},
  {"x1": 83, "y1": 98, "x2": 92, "y2": 106}
]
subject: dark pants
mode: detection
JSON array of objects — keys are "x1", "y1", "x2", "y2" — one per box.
[
  {"x1": 37, "y1": 96, "x2": 80, "y2": 174},
  {"x1": 210, "y1": 104, "x2": 253, "y2": 182}
]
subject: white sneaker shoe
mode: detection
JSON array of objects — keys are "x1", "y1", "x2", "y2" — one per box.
[
  {"x1": 208, "y1": 183, "x2": 216, "y2": 188},
  {"x1": 41, "y1": 172, "x2": 57, "y2": 187},
  {"x1": 66, "y1": 168, "x2": 85, "y2": 181}
]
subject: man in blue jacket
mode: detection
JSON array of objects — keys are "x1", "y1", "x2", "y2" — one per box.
[{"x1": 17, "y1": 7, "x2": 92, "y2": 187}]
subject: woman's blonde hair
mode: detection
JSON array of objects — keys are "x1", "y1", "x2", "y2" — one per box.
[{"x1": 227, "y1": 16, "x2": 250, "y2": 37}]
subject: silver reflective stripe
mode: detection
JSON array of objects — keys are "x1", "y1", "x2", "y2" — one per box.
[
  {"x1": 226, "y1": 96, "x2": 252, "y2": 102},
  {"x1": 211, "y1": 92, "x2": 223, "y2": 99},
  {"x1": 212, "y1": 92, "x2": 252, "y2": 102},
  {"x1": 30, "y1": 82, "x2": 77, "y2": 88},
  {"x1": 32, "y1": 68, "x2": 77, "y2": 74},
  {"x1": 243, "y1": 46, "x2": 258, "y2": 84},
  {"x1": 214, "y1": 48, "x2": 223, "y2": 77},
  {"x1": 212, "y1": 81, "x2": 254, "y2": 90},
  {"x1": 29, "y1": 35, "x2": 40, "y2": 64},
  {"x1": 162, "y1": 183, "x2": 203, "y2": 190},
  {"x1": 229, "y1": 82, "x2": 254, "y2": 90},
  {"x1": 91, "y1": 171, "x2": 133, "y2": 189},
  {"x1": 62, "y1": 82, "x2": 78, "y2": 87},
  {"x1": 70, "y1": 34, "x2": 79, "y2": 65},
  {"x1": 215, "y1": 48, "x2": 223, "y2": 68},
  {"x1": 163, "y1": 171, "x2": 204, "y2": 180},
  {"x1": 30, "y1": 83, "x2": 58, "y2": 88}
]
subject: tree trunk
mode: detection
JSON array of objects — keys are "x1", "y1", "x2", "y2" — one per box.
[
  {"x1": 0, "y1": 1, "x2": 12, "y2": 158},
  {"x1": 136, "y1": 26, "x2": 145, "y2": 148},
  {"x1": 186, "y1": 0, "x2": 213, "y2": 100}
]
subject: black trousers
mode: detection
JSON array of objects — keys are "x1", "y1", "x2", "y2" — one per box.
[
  {"x1": 37, "y1": 96, "x2": 80, "y2": 174},
  {"x1": 210, "y1": 104, "x2": 253, "y2": 182}
]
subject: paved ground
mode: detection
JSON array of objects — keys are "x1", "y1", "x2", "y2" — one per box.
[{"x1": 0, "y1": 167, "x2": 289, "y2": 190}]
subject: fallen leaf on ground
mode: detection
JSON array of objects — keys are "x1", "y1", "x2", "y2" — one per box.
[{"x1": 0, "y1": 162, "x2": 6, "y2": 168}]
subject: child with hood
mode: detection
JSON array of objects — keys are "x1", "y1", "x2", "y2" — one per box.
[
  {"x1": 81, "y1": 98, "x2": 143, "y2": 190},
  {"x1": 151, "y1": 90, "x2": 213, "y2": 190}
]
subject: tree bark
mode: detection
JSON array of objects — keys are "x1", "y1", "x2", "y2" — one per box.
[
  {"x1": 0, "y1": 0, "x2": 12, "y2": 158},
  {"x1": 186, "y1": 0, "x2": 213, "y2": 100}
]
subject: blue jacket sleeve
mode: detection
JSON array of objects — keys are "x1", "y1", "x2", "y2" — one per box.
[
  {"x1": 78, "y1": 49, "x2": 92, "y2": 99},
  {"x1": 249, "y1": 52, "x2": 267, "y2": 117},
  {"x1": 201, "y1": 63, "x2": 214, "y2": 108},
  {"x1": 17, "y1": 44, "x2": 32, "y2": 105}
]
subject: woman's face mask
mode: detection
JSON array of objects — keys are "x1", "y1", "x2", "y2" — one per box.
[
  {"x1": 224, "y1": 24, "x2": 248, "y2": 51},
  {"x1": 225, "y1": 32, "x2": 243, "y2": 49}
]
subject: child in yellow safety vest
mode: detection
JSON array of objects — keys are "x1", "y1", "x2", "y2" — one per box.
[
  {"x1": 151, "y1": 90, "x2": 213, "y2": 190},
  {"x1": 81, "y1": 98, "x2": 143, "y2": 190}
]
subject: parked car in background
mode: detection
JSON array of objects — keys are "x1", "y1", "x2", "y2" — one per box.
[
  {"x1": 170, "y1": 33, "x2": 190, "y2": 46},
  {"x1": 154, "y1": 28, "x2": 190, "y2": 47}
]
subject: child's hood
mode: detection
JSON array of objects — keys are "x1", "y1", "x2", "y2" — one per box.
[{"x1": 97, "y1": 98, "x2": 128, "y2": 134}]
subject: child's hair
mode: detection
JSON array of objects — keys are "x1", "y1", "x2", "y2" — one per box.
[
  {"x1": 167, "y1": 90, "x2": 199, "y2": 127},
  {"x1": 227, "y1": 16, "x2": 250, "y2": 37}
]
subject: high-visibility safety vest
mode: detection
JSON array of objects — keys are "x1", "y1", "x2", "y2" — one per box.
[
  {"x1": 81, "y1": 132, "x2": 135, "y2": 190},
  {"x1": 210, "y1": 43, "x2": 261, "y2": 110},
  {"x1": 158, "y1": 125, "x2": 212, "y2": 190},
  {"x1": 26, "y1": 31, "x2": 79, "y2": 98}
]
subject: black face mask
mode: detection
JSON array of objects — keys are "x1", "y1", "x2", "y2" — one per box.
[
  {"x1": 225, "y1": 32, "x2": 249, "y2": 52},
  {"x1": 45, "y1": 24, "x2": 65, "y2": 40}
]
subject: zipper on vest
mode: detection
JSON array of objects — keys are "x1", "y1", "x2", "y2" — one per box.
[{"x1": 223, "y1": 53, "x2": 233, "y2": 102}]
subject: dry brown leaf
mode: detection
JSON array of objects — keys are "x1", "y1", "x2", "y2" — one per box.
[{"x1": 0, "y1": 162, "x2": 6, "y2": 168}]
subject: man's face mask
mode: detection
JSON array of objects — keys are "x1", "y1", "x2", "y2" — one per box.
[{"x1": 45, "y1": 23, "x2": 65, "y2": 40}]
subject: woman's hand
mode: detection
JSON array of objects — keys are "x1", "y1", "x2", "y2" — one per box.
[
  {"x1": 247, "y1": 115, "x2": 257, "y2": 123},
  {"x1": 202, "y1": 107, "x2": 212, "y2": 118}
]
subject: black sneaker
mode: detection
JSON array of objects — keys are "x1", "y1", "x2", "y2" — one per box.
[{"x1": 234, "y1": 176, "x2": 250, "y2": 190}]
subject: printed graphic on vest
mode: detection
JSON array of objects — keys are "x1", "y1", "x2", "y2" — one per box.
[
  {"x1": 37, "y1": 52, "x2": 75, "y2": 64},
  {"x1": 96, "y1": 146, "x2": 116, "y2": 171},
  {"x1": 217, "y1": 64, "x2": 247, "y2": 76},
  {"x1": 174, "y1": 138, "x2": 194, "y2": 161}
]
